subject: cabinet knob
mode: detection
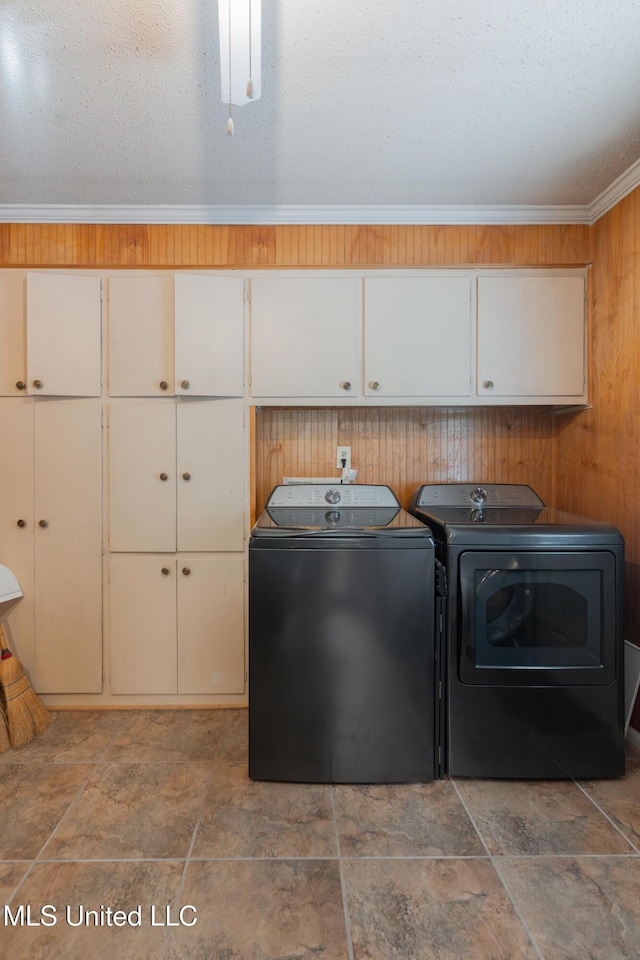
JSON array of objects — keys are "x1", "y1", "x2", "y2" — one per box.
[
  {"x1": 16, "y1": 519, "x2": 26, "y2": 528},
  {"x1": 182, "y1": 566, "x2": 191, "y2": 576},
  {"x1": 341, "y1": 381, "x2": 352, "y2": 391},
  {"x1": 482, "y1": 380, "x2": 495, "y2": 390},
  {"x1": 161, "y1": 567, "x2": 170, "y2": 576},
  {"x1": 159, "y1": 472, "x2": 169, "y2": 482},
  {"x1": 15, "y1": 381, "x2": 26, "y2": 391},
  {"x1": 159, "y1": 380, "x2": 168, "y2": 391},
  {"x1": 180, "y1": 380, "x2": 190, "y2": 390},
  {"x1": 32, "y1": 379, "x2": 43, "y2": 389},
  {"x1": 38, "y1": 519, "x2": 48, "y2": 528},
  {"x1": 368, "y1": 380, "x2": 380, "y2": 391},
  {"x1": 182, "y1": 472, "x2": 191, "y2": 482}
]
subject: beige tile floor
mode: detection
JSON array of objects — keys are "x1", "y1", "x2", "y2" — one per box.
[{"x1": 1, "y1": 708, "x2": 639, "y2": 960}]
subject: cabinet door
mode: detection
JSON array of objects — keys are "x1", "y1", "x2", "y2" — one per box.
[
  {"x1": 109, "y1": 403, "x2": 176, "y2": 552},
  {"x1": 174, "y1": 275, "x2": 244, "y2": 397},
  {"x1": 0, "y1": 273, "x2": 26, "y2": 396},
  {"x1": 109, "y1": 276, "x2": 174, "y2": 396},
  {"x1": 177, "y1": 554, "x2": 245, "y2": 694},
  {"x1": 0, "y1": 401, "x2": 35, "y2": 676},
  {"x1": 26, "y1": 274, "x2": 102, "y2": 396},
  {"x1": 364, "y1": 278, "x2": 472, "y2": 397},
  {"x1": 177, "y1": 400, "x2": 245, "y2": 552},
  {"x1": 110, "y1": 554, "x2": 177, "y2": 694},
  {"x1": 251, "y1": 277, "x2": 359, "y2": 398},
  {"x1": 33, "y1": 402, "x2": 102, "y2": 693},
  {"x1": 477, "y1": 276, "x2": 585, "y2": 398}
]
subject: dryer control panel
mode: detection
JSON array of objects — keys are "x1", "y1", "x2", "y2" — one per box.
[{"x1": 415, "y1": 483, "x2": 545, "y2": 509}]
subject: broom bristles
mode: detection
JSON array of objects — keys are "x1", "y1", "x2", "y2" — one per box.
[
  {"x1": 0, "y1": 706, "x2": 9, "y2": 754},
  {"x1": 0, "y1": 644, "x2": 51, "y2": 748}
]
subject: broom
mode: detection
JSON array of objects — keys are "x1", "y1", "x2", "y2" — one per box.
[
  {"x1": 0, "y1": 623, "x2": 51, "y2": 748},
  {"x1": 0, "y1": 691, "x2": 9, "y2": 754}
]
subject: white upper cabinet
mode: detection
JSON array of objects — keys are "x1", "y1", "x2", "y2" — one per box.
[
  {"x1": 108, "y1": 275, "x2": 174, "y2": 396},
  {"x1": 0, "y1": 273, "x2": 26, "y2": 396},
  {"x1": 109, "y1": 274, "x2": 244, "y2": 397},
  {"x1": 477, "y1": 275, "x2": 586, "y2": 400},
  {"x1": 363, "y1": 277, "x2": 472, "y2": 398},
  {"x1": 174, "y1": 275, "x2": 244, "y2": 397},
  {"x1": 250, "y1": 277, "x2": 360, "y2": 399},
  {"x1": 26, "y1": 273, "x2": 102, "y2": 396}
]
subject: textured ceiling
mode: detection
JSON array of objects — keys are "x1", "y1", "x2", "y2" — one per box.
[{"x1": 1, "y1": 0, "x2": 640, "y2": 216}]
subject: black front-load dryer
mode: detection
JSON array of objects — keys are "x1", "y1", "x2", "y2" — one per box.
[{"x1": 408, "y1": 483, "x2": 625, "y2": 779}]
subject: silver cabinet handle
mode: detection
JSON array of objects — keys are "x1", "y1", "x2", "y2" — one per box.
[
  {"x1": 482, "y1": 380, "x2": 494, "y2": 389},
  {"x1": 341, "y1": 381, "x2": 352, "y2": 391},
  {"x1": 368, "y1": 380, "x2": 380, "y2": 391}
]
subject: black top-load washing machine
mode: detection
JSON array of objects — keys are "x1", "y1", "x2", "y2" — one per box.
[
  {"x1": 249, "y1": 484, "x2": 439, "y2": 783},
  {"x1": 408, "y1": 483, "x2": 625, "y2": 779}
]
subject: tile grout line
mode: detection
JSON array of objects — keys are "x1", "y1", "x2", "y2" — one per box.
[
  {"x1": 4, "y1": 712, "x2": 134, "y2": 906},
  {"x1": 157, "y1": 710, "x2": 229, "y2": 960},
  {"x1": 573, "y1": 779, "x2": 640, "y2": 854},
  {"x1": 331, "y1": 786, "x2": 355, "y2": 960},
  {"x1": 450, "y1": 778, "x2": 547, "y2": 960}
]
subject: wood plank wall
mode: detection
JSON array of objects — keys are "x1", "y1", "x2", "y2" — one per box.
[
  {"x1": 0, "y1": 223, "x2": 589, "y2": 268},
  {"x1": 555, "y1": 188, "x2": 640, "y2": 727},
  {"x1": 255, "y1": 406, "x2": 559, "y2": 514}
]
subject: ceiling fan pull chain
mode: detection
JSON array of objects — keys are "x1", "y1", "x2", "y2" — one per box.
[
  {"x1": 226, "y1": 0, "x2": 235, "y2": 134},
  {"x1": 247, "y1": 0, "x2": 254, "y2": 97}
]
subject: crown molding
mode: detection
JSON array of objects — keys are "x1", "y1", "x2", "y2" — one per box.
[
  {"x1": 588, "y1": 157, "x2": 640, "y2": 222},
  {"x1": 0, "y1": 202, "x2": 592, "y2": 226},
  {"x1": 2, "y1": 158, "x2": 640, "y2": 228}
]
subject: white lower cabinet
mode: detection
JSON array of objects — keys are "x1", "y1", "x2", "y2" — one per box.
[
  {"x1": 0, "y1": 400, "x2": 103, "y2": 693},
  {"x1": 109, "y1": 399, "x2": 245, "y2": 553},
  {"x1": 109, "y1": 554, "x2": 245, "y2": 695}
]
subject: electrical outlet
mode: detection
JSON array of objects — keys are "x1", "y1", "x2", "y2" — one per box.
[{"x1": 336, "y1": 446, "x2": 352, "y2": 470}]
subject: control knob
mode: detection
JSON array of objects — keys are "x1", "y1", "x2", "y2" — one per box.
[
  {"x1": 325, "y1": 489, "x2": 341, "y2": 505},
  {"x1": 470, "y1": 487, "x2": 488, "y2": 504}
]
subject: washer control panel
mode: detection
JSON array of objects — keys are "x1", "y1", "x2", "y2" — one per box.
[
  {"x1": 266, "y1": 484, "x2": 400, "y2": 508},
  {"x1": 415, "y1": 483, "x2": 544, "y2": 509}
]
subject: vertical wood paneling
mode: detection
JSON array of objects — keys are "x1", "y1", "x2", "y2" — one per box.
[
  {"x1": 255, "y1": 406, "x2": 557, "y2": 516},
  {"x1": 555, "y1": 185, "x2": 640, "y2": 727},
  {"x1": 0, "y1": 220, "x2": 576, "y2": 268}
]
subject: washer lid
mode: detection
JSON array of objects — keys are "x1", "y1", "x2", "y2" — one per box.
[{"x1": 252, "y1": 505, "x2": 430, "y2": 537}]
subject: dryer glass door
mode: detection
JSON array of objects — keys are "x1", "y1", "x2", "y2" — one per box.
[{"x1": 458, "y1": 551, "x2": 618, "y2": 685}]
